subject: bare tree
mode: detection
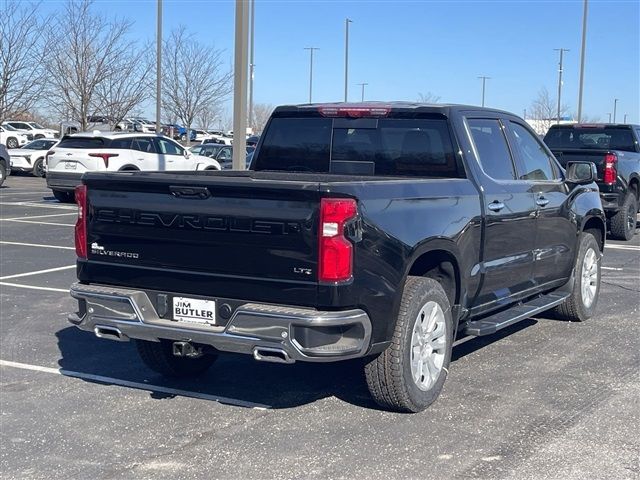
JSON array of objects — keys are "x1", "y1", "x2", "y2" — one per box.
[
  {"x1": 417, "y1": 92, "x2": 441, "y2": 104},
  {"x1": 93, "y1": 46, "x2": 154, "y2": 128},
  {"x1": 252, "y1": 103, "x2": 274, "y2": 134},
  {"x1": 196, "y1": 104, "x2": 217, "y2": 131},
  {"x1": 0, "y1": 1, "x2": 49, "y2": 119},
  {"x1": 44, "y1": 0, "x2": 142, "y2": 130},
  {"x1": 162, "y1": 27, "x2": 232, "y2": 144},
  {"x1": 529, "y1": 87, "x2": 570, "y2": 134}
]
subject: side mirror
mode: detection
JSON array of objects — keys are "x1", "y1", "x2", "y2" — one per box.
[{"x1": 565, "y1": 161, "x2": 596, "y2": 185}]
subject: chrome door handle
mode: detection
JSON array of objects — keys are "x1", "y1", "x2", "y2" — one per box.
[
  {"x1": 536, "y1": 197, "x2": 550, "y2": 207},
  {"x1": 487, "y1": 201, "x2": 505, "y2": 212}
]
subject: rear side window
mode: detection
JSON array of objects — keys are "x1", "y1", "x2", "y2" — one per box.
[
  {"x1": 110, "y1": 138, "x2": 133, "y2": 149},
  {"x1": 133, "y1": 137, "x2": 156, "y2": 153},
  {"x1": 254, "y1": 117, "x2": 460, "y2": 177},
  {"x1": 467, "y1": 119, "x2": 515, "y2": 180},
  {"x1": 56, "y1": 137, "x2": 108, "y2": 149}
]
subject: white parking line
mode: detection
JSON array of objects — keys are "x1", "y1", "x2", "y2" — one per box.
[
  {"x1": 0, "y1": 201, "x2": 76, "y2": 210},
  {"x1": 0, "y1": 241, "x2": 75, "y2": 250},
  {"x1": 605, "y1": 244, "x2": 640, "y2": 251},
  {"x1": 0, "y1": 219, "x2": 75, "y2": 227},
  {"x1": 0, "y1": 359, "x2": 270, "y2": 410},
  {"x1": 0, "y1": 282, "x2": 70, "y2": 293},
  {"x1": 0, "y1": 265, "x2": 76, "y2": 281},
  {"x1": 602, "y1": 266, "x2": 624, "y2": 271},
  {"x1": 0, "y1": 191, "x2": 52, "y2": 196},
  {"x1": 2, "y1": 212, "x2": 77, "y2": 221}
]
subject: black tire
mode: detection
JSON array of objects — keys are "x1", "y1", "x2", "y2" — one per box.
[
  {"x1": 364, "y1": 276, "x2": 453, "y2": 413},
  {"x1": 32, "y1": 157, "x2": 46, "y2": 177},
  {"x1": 6, "y1": 137, "x2": 18, "y2": 149},
  {"x1": 609, "y1": 192, "x2": 637, "y2": 241},
  {"x1": 180, "y1": 133, "x2": 187, "y2": 142},
  {"x1": 0, "y1": 162, "x2": 6, "y2": 187},
  {"x1": 135, "y1": 339, "x2": 217, "y2": 378},
  {"x1": 52, "y1": 189, "x2": 75, "y2": 203},
  {"x1": 553, "y1": 233, "x2": 601, "y2": 322},
  {"x1": 34, "y1": 134, "x2": 44, "y2": 139}
]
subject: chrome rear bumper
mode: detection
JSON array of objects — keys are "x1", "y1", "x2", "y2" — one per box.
[{"x1": 69, "y1": 283, "x2": 372, "y2": 363}]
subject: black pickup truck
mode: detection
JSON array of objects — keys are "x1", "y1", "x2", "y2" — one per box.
[
  {"x1": 544, "y1": 123, "x2": 640, "y2": 241},
  {"x1": 69, "y1": 103, "x2": 605, "y2": 412}
]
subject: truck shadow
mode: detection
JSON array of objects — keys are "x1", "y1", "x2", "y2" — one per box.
[{"x1": 56, "y1": 320, "x2": 539, "y2": 411}]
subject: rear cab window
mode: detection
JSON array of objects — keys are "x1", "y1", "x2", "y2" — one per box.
[
  {"x1": 253, "y1": 114, "x2": 462, "y2": 178},
  {"x1": 544, "y1": 126, "x2": 638, "y2": 153}
]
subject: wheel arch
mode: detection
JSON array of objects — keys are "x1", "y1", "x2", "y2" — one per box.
[
  {"x1": 118, "y1": 165, "x2": 140, "y2": 171},
  {"x1": 581, "y1": 215, "x2": 606, "y2": 252},
  {"x1": 405, "y1": 241, "x2": 463, "y2": 309}
]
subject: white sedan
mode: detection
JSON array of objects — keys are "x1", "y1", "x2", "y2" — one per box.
[{"x1": 9, "y1": 138, "x2": 58, "y2": 177}]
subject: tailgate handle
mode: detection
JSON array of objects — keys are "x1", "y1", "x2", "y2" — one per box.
[{"x1": 169, "y1": 186, "x2": 211, "y2": 199}]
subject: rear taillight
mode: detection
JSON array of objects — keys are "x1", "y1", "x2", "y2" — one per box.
[
  {"x1": 88, "y1": 152, "x2": 119, "y2": 168},
  {"x1": 603, "y1": 153, "x2": 617, "y2": 184},
  {"x1": 45, "y1": 150, "x2": 55, "y2": 164},
  {"x1": 319, "y1": 198, "x2": 357, "y2": 283},
  {"x1": 75, "y1": 185, "x2": 87, "y2": 259}
]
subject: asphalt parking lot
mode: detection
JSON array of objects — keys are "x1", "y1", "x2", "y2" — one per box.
[{"x1": 1, "y1": 175, "x2": 639, "y2": 480}]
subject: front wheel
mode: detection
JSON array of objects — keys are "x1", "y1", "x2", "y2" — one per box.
[
  {"x1": 135, "y1": 339, "x2": 217, "y2": 378},
  {"x1": 553, "y1": 232, "x2": 601, "y2": 321},
  {"x1": 364, "y1": 276, "x2": 453, "y2": 413},
  {"x1": 32, "y1": 158, "x2": 46, "y2": 177},
  {"x1": 609, "y1": 192, "x2": 637, "y2": 241},
  {"x1": 6, "y1": 137, "x2": 18, "y2": 149},
  {"x1": 180, "y1": 133, "x2": 187, "y2": 142},
  {"x1": 0, "y1": 162, "x2": 6, "y2": 187}
]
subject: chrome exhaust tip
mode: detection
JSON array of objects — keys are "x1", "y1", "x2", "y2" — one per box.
[
  {"x1": 93, "y1": 325, "x2": 128, "y2": 342},
  {"x1": 252, "y1": 347, "x2": 294, "y2": 364}
]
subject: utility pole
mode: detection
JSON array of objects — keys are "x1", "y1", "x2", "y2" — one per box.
[
  {"x1": 248, "y1": 0, "x2": 255, "y2": 133},
  {"x1": 613, "y1": 98, "x2": 618, "y2": 123},
  {"x1": 357, "y1": 82, "x2": 368, "y2": 102},
  {"x1": 477, "y1": 76, "x2": 490, "y2": 107},
  {"x1": 523, "y1": 108, "x2": 526, "y2": 119},
  {"x1": 623, "y1": 114, "x2": 628, "y2": 124},
  {"x1": 577, "y1": 0, "x2": 588, "y2": 122},
  {"x1": 344, "y1": 18, "x2": 352, "y2": 102},
  {"x1": 554, "y1": 48, "x2": 570, "y2": 124},
  {"x1": 232, "y1": 0, "x2": 249, "y2": 170},
  {"x1": 607, "y1": 113, "x2": 612, "y2": 123},
  {"x1": 155, "y1": 0, "x2": 162, "y2": 133},
  {"x1": 304, "y1": 47, "x2": 319, "y2": 103}
]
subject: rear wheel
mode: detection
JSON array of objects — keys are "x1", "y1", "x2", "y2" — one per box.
[
  {"x1": 610, "y1": 192, "x2": 637, "y2": 241},
  {"x1": 553, "y1": 232, "x2": 601, "y2": 321},
  {"x1": 364, "y1": 276, "x2": 453, "y2": 412},
  {"x1": 32, "y1": 158, "x2": 46, "y2": 177},
  {"x1": 6, "y1": 137, "x2": 18, "y2": 149},
  {"x1": 0, "y1": 162, "x2": 6, "y2": 187},
  {"x1": 52, "y1": 189, "x2": 74, "y2": 203},
  {"x1": 135, "y1": 339, "x2": 217, "y2": 378}
]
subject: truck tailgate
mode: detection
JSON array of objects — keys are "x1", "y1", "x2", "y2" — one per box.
[
  {"x1": 550, "y1": 148, "x2": 609, "y2": 180},
  {"x1": 80, "y1": 172, "x2": 322, "y2": 305}
]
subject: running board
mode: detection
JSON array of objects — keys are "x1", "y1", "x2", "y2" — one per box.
[{"x1": 463, "y1": 292, "x2": 570, "y2": 336}]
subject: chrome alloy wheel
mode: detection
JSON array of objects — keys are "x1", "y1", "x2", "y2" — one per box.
[
  {"x1": 410, "y1": 301, "x2": 447, "y2": 391},
  {"x1": 581, "y1": 247, "x2": 599, "y2": 308}
]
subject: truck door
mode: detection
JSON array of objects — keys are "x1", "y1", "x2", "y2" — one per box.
[
  {"x1": 505, "y1": 120, "x2": 576, "y2": 287},
  {"x1": 465, "y1": 117, "x2": 538, "y2": 310}
]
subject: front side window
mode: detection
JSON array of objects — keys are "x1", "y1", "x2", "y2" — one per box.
[
  {"x1": 467, "y1": 118, "x2": 516, "y2": 180},
  {"x1": 217, "y1": 147, "x2": 232, "y2": 161},
  {"x1": 154, "y1": 138, "x2": 183, "y2": 155},
  {"x1": 509, "y1": 122, "x2": 557, "y2": 181}
]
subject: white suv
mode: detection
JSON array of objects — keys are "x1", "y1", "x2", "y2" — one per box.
[
  {"x1": 2, "y1": 121, "x2": 58, "y2": 139},
  {"x1": 46, "y1": 133, "x2": 221, "y2": 202},
  {"x1": 0, "y1": 124, "x2": 31, "y2": 148}
]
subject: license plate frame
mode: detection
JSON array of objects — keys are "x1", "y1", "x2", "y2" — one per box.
[
  {"x1": 64, "y1": 161, "x2": 77, "y2": 170},
  {"x1": 172, "y1": 296, "x2": 216, "y2": 326}
]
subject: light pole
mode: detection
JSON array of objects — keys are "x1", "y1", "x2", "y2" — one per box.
[
  {"x1": 613, "y1": 98, "x2": 618, "y2": 123},
  {"x1": 577, "y1": 0, "x2": 588, "y2": 122},
  {"x1": 344, "y1": 18, "x2": 352, "y2": 102},
  {"x1": 623, "y1": 114, "x2": 628, "y2": 124},
  {"x1": 232, "y1": 0, "x2": 249, "y2": 170},
  {"x1": 304, "y1": 47, "x2": 319, "y2": 103},
  {"x1": 478, "y1": 76, "x2": 490, "y2": 107},
  {"x1": 607, "y1": 113, "x2": 612, "y2": 123},
  {"x1": 554, "y1": 48, "x2": 570, "y2": 124},
  {"x1": 248, "y1": 0, "x2": 255, "y2": 132},
  {"x1": 357, "y1": 82, "x2": 368, "y2": 102},
  {"x1": 155, "y1": 0, "x2": 162, "y2": 133}
]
